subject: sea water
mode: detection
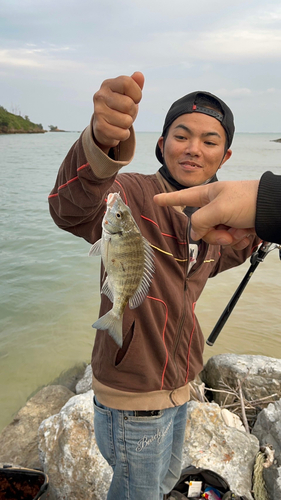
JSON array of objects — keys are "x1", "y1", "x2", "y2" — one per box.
[{"x1": 0, "y1": 131, "x2": 281, "y2": 431}]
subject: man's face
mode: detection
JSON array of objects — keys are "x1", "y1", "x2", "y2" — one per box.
[{"x1": 157, "y1": 112, "x2": 232, "y2": 187}]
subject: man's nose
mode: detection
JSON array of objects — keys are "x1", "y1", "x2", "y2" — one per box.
[{"x1": 184, "y1": 138, "x2": 201, "y2": 156}]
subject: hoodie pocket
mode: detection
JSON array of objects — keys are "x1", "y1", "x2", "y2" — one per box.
[{"x1": 115, "y1": 320, "x2": 135, "y2": 366}]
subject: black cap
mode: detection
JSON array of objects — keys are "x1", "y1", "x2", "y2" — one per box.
[{"x1": 155, "y1": 90, "x2": 235, "y2": 164}]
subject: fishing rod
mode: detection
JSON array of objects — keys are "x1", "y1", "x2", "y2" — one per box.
[{"x1": 206, "y1": 241, "x2": 280, "y2": 346}]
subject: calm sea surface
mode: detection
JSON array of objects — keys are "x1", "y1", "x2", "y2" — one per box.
[{"x1": 0, "y1": 131, "x2": 281, "y2": 431}]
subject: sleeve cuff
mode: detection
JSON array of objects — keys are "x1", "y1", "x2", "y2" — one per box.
[
  {"x1": 255, "y1": 171, "x2": 281, "y2": 242},
  {"x1": 81, "y1": 115, "x2": 136, "y2": 179}
]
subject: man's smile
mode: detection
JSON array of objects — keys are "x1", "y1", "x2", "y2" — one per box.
[{"x1": 179, "y1": 160, "x2": 203, "y2": 170}]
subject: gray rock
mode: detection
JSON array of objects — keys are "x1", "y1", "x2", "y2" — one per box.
[
  {"x1": 0, "y1": 385, "x2": 74, "y2": 469},
  {"x1": 252, "y1": 399, "x2": 281, "y2": 463},
  {"x1": 263, "y1": 467, "x2": 281, "y2": 499},
  {"x1": 76, "y1": 364, "x2": 92, "y2": 394},
  {"x1": 201, "y1": 354, "x2": 281, "y2": 405},
  {"x1": 182, "y1": 401, "x2": 259, "y2": 500},
  {"x1": 252, "y1": 399, "x2": 281, "y2": 499},
  {"x1": 38, "y1": 390, "x2": 112, "y2": 500},
  {"x1": 50, "y1": 362, "x2": 87, "y2": 392}
]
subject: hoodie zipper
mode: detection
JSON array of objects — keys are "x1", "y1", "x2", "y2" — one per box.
[{"x1": 170, "y1": 217, "x2": 209, "y2": 400}]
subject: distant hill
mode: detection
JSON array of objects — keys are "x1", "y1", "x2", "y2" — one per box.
[{"x1": 0, "y1": 106, "x2": 45, "y2": 134}]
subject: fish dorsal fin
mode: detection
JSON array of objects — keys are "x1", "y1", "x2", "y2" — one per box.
[
  {"x1": 89, "y1": 239, "x2": 101, "y2": 256},
  {"x1": 101, "y1": 276, "x2": 114, "y2": 303},
  {"x1": 129, "y1": 238, "x2": 155, "y2": 309}
]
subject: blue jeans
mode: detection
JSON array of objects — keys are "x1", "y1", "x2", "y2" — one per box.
[{"x1": 93, "y1": 396, "x2": 188, "y2": 500}]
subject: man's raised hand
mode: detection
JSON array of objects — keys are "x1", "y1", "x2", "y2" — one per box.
[{"x1": 93, "y1": 72, "x2": 144, "y2": 153}]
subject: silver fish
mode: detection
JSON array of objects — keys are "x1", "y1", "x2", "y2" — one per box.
[{"x1": 89, "y1": 193, "x2": 154, "y2": 347}]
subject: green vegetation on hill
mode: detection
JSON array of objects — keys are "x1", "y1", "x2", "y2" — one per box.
[{"x1": 0, "y1": 106, "x2": 45, "y2": 134}]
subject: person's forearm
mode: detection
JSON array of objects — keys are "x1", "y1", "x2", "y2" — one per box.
[
  {"x1": 84, "y1": 116, "x2": 135, "y2": 179},
  {"x1": 48, "y1": 124, "x2": 135, "y2": 242}
]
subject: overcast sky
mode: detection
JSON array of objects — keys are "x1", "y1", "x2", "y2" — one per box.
[{"x1": 1, "y1": 0, "x2": 281, "y2": 132}]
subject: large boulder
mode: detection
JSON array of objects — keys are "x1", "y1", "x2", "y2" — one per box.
[
  {"x1": 182, "y1": 401, "x2": 259, "y2": 500},
  {"x1": 252, "y1": 399, "x2": 281, "y2": 499},
  {"x1": 201, "y1": 354, "x2": 281, "y2": 405},
  {"x1": 0, "y1": 385, "x2": 74, "y2": 469},
  {"x1": 38, "y1": 390, "x2": 112, "y2": 500}
]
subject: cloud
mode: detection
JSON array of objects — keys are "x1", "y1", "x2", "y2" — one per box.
[
  {"x1": 0, "y1": 45, "x2": 85, "y2": 72},
  {"x1": 215, "y1": 88, "x2": 252, "y2": 98},
  {"x1": 134, "y1": 27, "x2": 281, "y2": 70},
  {"x1": 1, "y1": 0, "x2": 281, "y2": 132},
  {"x1": 200, "y1": 29, "x2": 281, "y2": 60},
  {"x1": 0, "y1": 49, "x2": 42, "y2": 68},
  {"x1": 215, "y1": 87, "x2": 281, "y2": 103}
]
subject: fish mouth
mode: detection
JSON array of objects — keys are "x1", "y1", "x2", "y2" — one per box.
[{"x1": 107, "y1": 192, "x2": 120, "y2": 208}]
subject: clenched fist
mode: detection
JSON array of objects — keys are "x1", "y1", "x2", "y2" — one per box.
[{"x1": 93, "y1": 71, "x2": 144, "y2": 153}]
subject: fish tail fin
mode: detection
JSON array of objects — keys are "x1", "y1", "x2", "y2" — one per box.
[{"x1": 92, "y1": 311, "x2": 123, "y2": 347}]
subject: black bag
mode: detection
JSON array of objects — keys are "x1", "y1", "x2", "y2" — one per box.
[
  {"x1": 167, "y1": 465, "x2": 247, "y2": 499},
  {"x1": 0, "y1": 465, "x2": 49, "y2": 500}
]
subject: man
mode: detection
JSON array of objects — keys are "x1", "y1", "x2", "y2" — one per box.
[
  {"x1": 154, "y1": 172, "x2": 281, "y2": 245},
  {"x1": 48, "y1": 71, "x2": 259, "y2": 500}
]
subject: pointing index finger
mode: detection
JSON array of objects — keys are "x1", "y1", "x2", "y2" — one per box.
[{"x1": 154, "y1": 185, "x2": 211, "y2": 208}]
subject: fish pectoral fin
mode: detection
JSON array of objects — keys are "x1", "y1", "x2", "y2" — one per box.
[
  {"x1": 89, "y1": 239, "x2": 102, "y2": 256},
  {"x1": 129, "y1": 237, "x2": 155, "y2": 309},
  {"x1": 101, "y1": 277, "x2": 114, "y2": 303},
  {"x1": 92, "y1": 310, "x2": 123, "y2": 347}
]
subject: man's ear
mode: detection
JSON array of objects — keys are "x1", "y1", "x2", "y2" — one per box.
[
  {"x1": 158, "y1": 136, "x2": 164, "y2": 155},
  {"x1": 220, "y1": 148, "x2": 232, "y2": 167}
]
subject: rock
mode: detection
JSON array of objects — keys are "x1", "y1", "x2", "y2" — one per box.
[
  {"x1": 252, "y1": 399, "x2": 281, "y2": 463},
  {"x1": 38, "y1": 395, "x2": 258, "y2": 499},
  {"x1": 252, "y1": 399, "x2": 281, "y2": 499},
  {"x1": 221, "y1": 408, "x2": 246, "y2": 432},
  {"x1": 38, "y1": 390, "x2": 112, "y2": 500},
  {"x1": 51, "y1": 362, "x2": 87, "y2": 392},
  {"x1": 5, "y1": 354, "x2": 281, "y2": 499},
  {"x1": 182, "y1": 401, "x2": 259, "y2": 500},
  {"x1": 201, "y1": 354, "x2": 281, "y2": 405},
  {"x1": 76, "y1": 364, "x2": 92, "y2": 394},
  {"x1": 0, "y1": 385, "x2": 74, "y2": 470},
  {"x1": 263, "y1": 467, "x2": 281, "y2": 500}
]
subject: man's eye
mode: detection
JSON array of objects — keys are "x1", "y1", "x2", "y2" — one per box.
[{"x1": 175, "y1": 135, "x2": 187, "y2": 140}]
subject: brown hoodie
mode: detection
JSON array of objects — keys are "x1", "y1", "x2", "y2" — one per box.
[{"x1": 48, "y1": 123, "x2": 260, "y2": 411}]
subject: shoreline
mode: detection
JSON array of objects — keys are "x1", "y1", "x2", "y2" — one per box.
[{"x1": 0, "y1": 130, "x2": 47, "y2": 135}]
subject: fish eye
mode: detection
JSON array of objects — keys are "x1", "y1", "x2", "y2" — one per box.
[{"x1": 116, "y1": 212, "x2": 122, "y2": 219}]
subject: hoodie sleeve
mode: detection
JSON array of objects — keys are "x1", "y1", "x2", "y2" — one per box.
[
  {"x1": 48, "y1": 117, "x2": 135, "y2": 243},
  {"x1": 255, "y1": 171, "x2": 281, "y2": 244},
  {"x1": 209, "y1": 234, "x2": 261, "y2": 277}
]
